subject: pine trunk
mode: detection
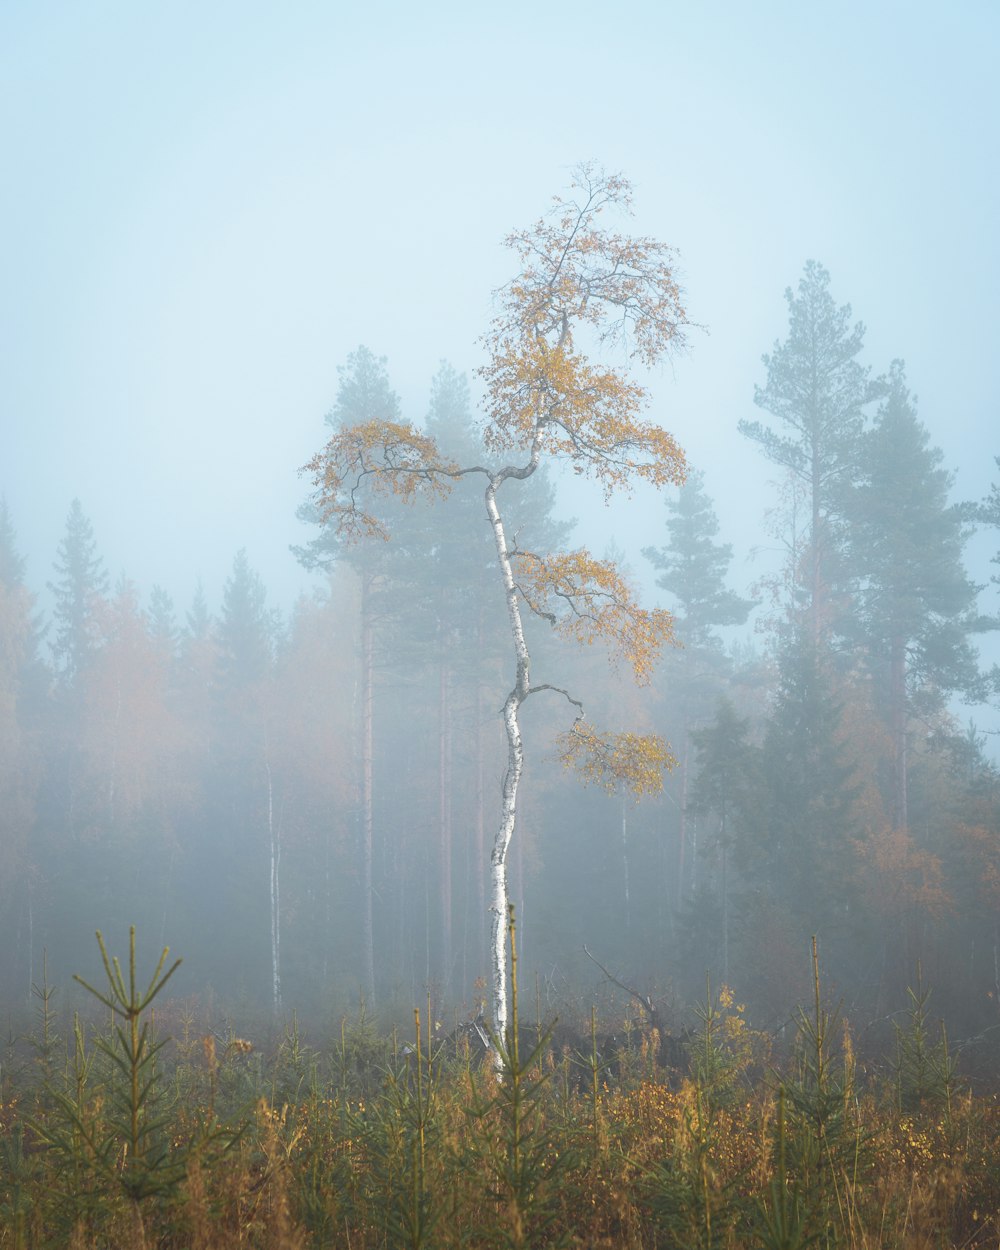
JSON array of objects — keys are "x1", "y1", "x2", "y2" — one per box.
[
  {"x1": 438, "y1": 642, "x2": 453, "y2": 995},
  {"x1": 890, "y1": 635, "x2": 908, "y2": 830},
  {"x1": 266, "y1": 750, "x2": 281, "y2": 1015},
  {"x1": 361, "y1": 573, "x2": 376, "y2": 1007}
]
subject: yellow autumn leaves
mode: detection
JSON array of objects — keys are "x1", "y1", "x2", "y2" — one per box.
[
  {"x1": 480, "y1": 337, "x2": 685, "y2": 500},
  {"x1": 512, "y1": 548, "x2": 674, "y2": 685},
  {"x1": 302, "y1": 419, "x2": 458, "y2": 543},
  {"x1": 301, "y1": 165, "x2": 689, "y2": 800},
  {"x1": 480, "y1": 162, "x2": 688, "y2": 495},
  {"x1": 556, "y1": 722, "x2": 675, "y2": 798}
]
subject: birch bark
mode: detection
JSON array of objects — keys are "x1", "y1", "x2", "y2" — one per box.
[{"x1": 484, "y1": 470, "x2": 534, "y2": 1044}]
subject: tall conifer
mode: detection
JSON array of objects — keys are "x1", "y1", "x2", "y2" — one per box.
[
  {"x1": 842, "y1": 361, "x2": 981, "y2": 827},
  {"x1": 741, "y1": 263, "x2": 883, "y2": 645},
  {"x1": 48, "y1": 499, "x2": 108, "y2": 684}
]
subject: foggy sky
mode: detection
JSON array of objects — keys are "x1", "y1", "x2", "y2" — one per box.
[{"x1": 3, "y1": 4, "x2": 997, "y2": 681}]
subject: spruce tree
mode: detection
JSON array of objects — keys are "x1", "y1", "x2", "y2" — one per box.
[
  {"x1": 643, "y1": 468, "x2": 753, "y2": 651},
  {"x1": 184, "y1": 582, "x2": 212, "y2": 644},
  {"x1": 843, "y1": 361, "x2": 981, "y2": 828},
  {"x1": 217, "y1": 549, "x2": 277, "y2": 693},
  {"x1": 148, "y1": 585, "x2": 178, "y2": 660},
  {"x1": 642, "y1": 469, "x2": 753, "y2": 901},
  {"x1": 742, "y1": 634, "x2": 860, "y2": 977},
  {"x1": 48, "y1": 499, "x2": 109, "y2": 684}
]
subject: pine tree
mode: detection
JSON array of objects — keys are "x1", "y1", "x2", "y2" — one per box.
[
  {"x1": 215, "y1": 550, "x2": 282, "y2": 1011},
  {"x1": 295, "y1": 345, "x2": 404, "y2": 1007},
  {"x1": 740, "y1": 262, "x2": 884, "y2": 646},
  {"x1": 687, "y1": 698, "x2": 758, "y2": 983},
  {"x1": 972, "y1": 456, "x2": 1000, "y2": 700},
  {"x1": 977, "y1": 456, "x2": 1000, "y2": 597},
  {"x1": 423, "y1": 363, "x2": 487, "y2": 995}
]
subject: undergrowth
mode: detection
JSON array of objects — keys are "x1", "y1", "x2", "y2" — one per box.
[{"x1": 1, "y1": 928, "x2": 999, "y2": 1248}]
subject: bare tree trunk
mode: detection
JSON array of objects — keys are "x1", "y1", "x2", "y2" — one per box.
[
  {"x1": 266, "y1": 750, "x2": 281, "y2": 1015},
  {"x1": 108, "y1": 673, "x2": 122, "y2": 823},
  {"x1": 890, "y1": 635, "x2": 908, "y2": 830},
  {"x1": 994, "y1": 921, "x2": 999, "y2": 1010},
  {"x1": 677, "y1": 733, "x2": 689, "y2": 905},
  {"x1": 721, "y1": 823, "x2": 729, "y2": 984},
  {"x1": 621, "y1": 793, "x2": 631, "y2": 933},
  {"x1": 438, "y1": 635, "x2": 453, "y2": 995},
  {"x1": 361, "y1": 573, "x2": 376, "y2": 1008},
  {"x1": 26, "y1": 890, "x2": 32, "y2": 1004},
  {"x1": 811, "y1": 450, "x2": 823, "y2": 653}
]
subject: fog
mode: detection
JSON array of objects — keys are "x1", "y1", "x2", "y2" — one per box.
[
  {"x1": 4, "y1": 5, "x2": 996, "y2": 614},
  {"x1": 2, "y1": 4, "x2": 999, "y2": 1032}
]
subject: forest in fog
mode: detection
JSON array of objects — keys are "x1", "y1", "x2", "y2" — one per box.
[{"x1": 2, "y1": 259, "x2": 999, "y2": 1063}]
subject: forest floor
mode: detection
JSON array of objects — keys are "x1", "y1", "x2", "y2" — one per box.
[{"x1": 3, "y1": 959, "x2": 1000, "y2": 1249}]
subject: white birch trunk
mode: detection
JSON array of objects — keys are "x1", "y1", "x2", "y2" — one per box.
[{"x1": 484, "y1": 473, "x2": 533, "y2": 1046}]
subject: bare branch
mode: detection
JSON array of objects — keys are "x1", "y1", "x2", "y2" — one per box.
[{"x1": 583, "y1": 945, "x2": 659, "y2": 1028}]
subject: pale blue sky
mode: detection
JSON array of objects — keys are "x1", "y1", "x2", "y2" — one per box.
[{"x1": 3, "y1": 2, "x2": 997, "y2": 669}]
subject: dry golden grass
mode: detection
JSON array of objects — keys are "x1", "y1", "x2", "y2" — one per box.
[{"x1": 3, "y1": 995, "x2": 1000, "y2": 1249}]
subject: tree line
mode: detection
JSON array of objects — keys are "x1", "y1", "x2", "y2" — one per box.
[{"x1": 2, "y1": 228, "x2": 998, "y2": 1059}]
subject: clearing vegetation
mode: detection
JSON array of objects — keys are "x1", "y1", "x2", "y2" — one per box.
[{"x1": 2, "y1": 926, "x2": 999, "y2": 1248}]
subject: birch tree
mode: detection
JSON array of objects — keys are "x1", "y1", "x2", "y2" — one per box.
[{"x1": 302, "y1": 165, "x2": 690, "y2": 1041}]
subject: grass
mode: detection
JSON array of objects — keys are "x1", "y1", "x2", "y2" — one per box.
[{"x1": 1, "y1": 933, "x2": 1000, "y2": 1248}]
